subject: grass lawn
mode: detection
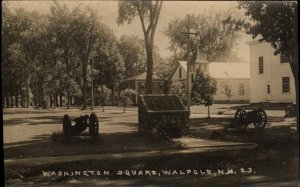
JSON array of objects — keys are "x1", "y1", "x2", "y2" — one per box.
[{"x1": 3, "y1": 104, "x2": 299, "y2": 186}]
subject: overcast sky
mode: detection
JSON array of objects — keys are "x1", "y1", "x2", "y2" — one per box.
[{"x1": 5, "y1": 1, "x2": 252, "y2": 62}]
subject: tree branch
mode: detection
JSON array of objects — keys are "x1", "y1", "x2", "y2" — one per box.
[
  {"x1": 146, "y1": 1, "x2": 157, "y2": 34},
  {"x1": 150, "y1": 1, "x2": 163, "y2": 45},
  {"x1": 136, "y1": 4, "x2": 147, "y2": 35}
]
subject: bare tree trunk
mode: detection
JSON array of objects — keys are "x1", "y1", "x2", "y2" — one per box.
[
  {"x1": 21, "y1": 89, "x2": 24, "y2": 108},
  {"x1": 208, "y1": 105, "x2": 210, "y2": 118},
  {"x1": 59, "y1": 93, "x2": 63, "y2": 107},
  {"x1": 15, "y1": 89, "x2": 19, "y2": 108},
  {"x1": 82, "y1": 62, "x2": 88, "y2": 109},
  {"x1": 36, "y1": 82, "x2": 39, "y2": 108},
  {"x1": 67, "y1": 90, "x2": 70, "y2": 109},
  {"x1": 55, "y1": 91, "x2": 59, "y2": 108},
  {"x1": 26, "y1": 78, "x2": 30, "y2": 108},
  {"x1": 6, "y1": 96, "x2": 9, "y2": 108},
  {"x1": 50, "y1": 96, "x2": 53, "y2": 107},
  {"x1": 145, "y1": 44, "x2": 153, "y2": 94},
  {"x1": 53, "y1": 92, "x2": 56, "y2": 109},
  {"x1": 112, "y1": 87, "x2": 115, "y2": 106},
  {"x1": 10, "y1": 94, "x2": 14, "y2": 108}
]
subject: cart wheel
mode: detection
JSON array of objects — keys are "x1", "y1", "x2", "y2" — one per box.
[
  {"x1": 234, "y1": 109, "x2": 248, "y2": 130},
  {"x1": 63, "y1": 114, "x2": 72, "y2": 136},
  {"x1": 89, "y1": 113, "x2": 99, "y2": 139},
  {"x1": 254, "y1": 109, "x2": 267, "y2": 130}
]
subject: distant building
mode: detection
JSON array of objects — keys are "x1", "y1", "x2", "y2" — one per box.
[
  {"x1": 169, "y1": 50, "x2": 250, "y2": 103},
  {"x1": 247, "y1": 41, "x2": 296, "y2": 103},
  {"x1": 120, "y1": 72, "x2": 165, "y2": 103}
]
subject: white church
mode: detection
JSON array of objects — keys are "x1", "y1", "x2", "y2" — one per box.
[
  {"x1": 169, "y1": 50, "x2": 251, "y2": 103},
  {"x1": 247, "y1": 41, "x2": 296, "y2": 103}
]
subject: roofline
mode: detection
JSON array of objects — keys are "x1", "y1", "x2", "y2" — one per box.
[
  {"x1": 246, "y1": 39, "x2": 266, "y2": 45},
  {"x1": 122, "y1": 72, "x2": 165, "y2": 82},
  {"x1": 168, "y1": 63, "x2": 181, "y2": 80},
  {"x1": 209, "y1": 62, "x2": 249, "y2": 64},
  {"x1": 122, "y1": 72, "x2": 145, "y2": 81}
]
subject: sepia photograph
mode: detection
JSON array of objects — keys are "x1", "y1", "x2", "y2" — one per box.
[{"x1": 2, "y1": 0, "x2": 299, "y2": 186}]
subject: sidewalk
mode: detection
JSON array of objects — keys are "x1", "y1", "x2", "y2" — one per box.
[{"x1": 5, "y1": 137, "x2": 257, "y2": 167}]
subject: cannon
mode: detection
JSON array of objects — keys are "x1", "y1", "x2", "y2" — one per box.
[
  {"x1": 285, "y1": 103, "x2": 296, "y2": 117},
  {"x1": 138, "y1": 94, "x2": 190, "y2": 139},
  {"x1": 63, "y1": 113, "x2": 99, "y2": 139},
  {"x1": 233, "y1": 108, "x2": 267, "y2": 131}
]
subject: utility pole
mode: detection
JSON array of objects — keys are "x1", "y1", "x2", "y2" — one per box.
[
  {"x1": 181, "y1": 15, "x2": 198, "y2": 111},
  {"x1": 91, "y1": 59, "x2": 94, "y2": 110}
]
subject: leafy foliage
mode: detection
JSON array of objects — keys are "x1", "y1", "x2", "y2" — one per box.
[
  {"x1": 191, "y1": 71, "x2": 217, "y2": 118},
  {"x1": 97, "y1": 85, "x2": 112, "y2": 111},
  {"x1": 117, "y1": 35, "x2": 146, "y2": 78},
  {"x1": 119, "y1": 88, "x2": 136, "y2": 112},
  {"x1": 120, "y1": 88, "x2": 136, "y2": 105},
  {"x1": 118, "y1": 0, "x2": 163, "y2": 93},
  {"x1": 164, "y1": 10, "x2": 244, "y2": 61},
  {"x1": 170, "y1": 81, "x2": 186, "y2": 99},
  {"x1": 238, "y1": 1, "x2": 298, "y2": 79},
  {"x1": 2, "y1": 2, "x2": 125, "y2": 109},
  {"x1": 191, "y1": 71, "x2": 217, "y2": 106}
]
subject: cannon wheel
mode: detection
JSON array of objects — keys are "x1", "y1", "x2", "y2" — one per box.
[
  {"x1": 89, "y1": 113, "x2": 99, "y2": 139},
  {"x1": 234, "y1": 109, "x2": 248, "y2": 130},
  {"x1": 253, "y1": 109, "x2": 267, "y2": 130},
  {"x1": 63, "y1": 114, "x2": 72, "y2": 136}
]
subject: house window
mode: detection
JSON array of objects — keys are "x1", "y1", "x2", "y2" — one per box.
[
  {"x1": 179, "y1": 67, "x2": 182, "y2": 78},
  {"x1": 239, "y1": 83, "x2": 245, "y2": 95},
  {"x1": 259, "y1": 56, "x2": 264, "y2": 74},
  {"x1": 280, "y1": 53, "x2": 289, "y2": 63},
  {"x1": 267, "y1": 85, "x2": 270, "y2": 94},
  {"x1": 159, "y1": 82, "x2": 164, "y2": 89},
  {"x1": 282, "y1": 77, "x2": 290, "y2": 93},
  {"x1": 140, "y1": 82, "x2": 145, "y2": 89}
]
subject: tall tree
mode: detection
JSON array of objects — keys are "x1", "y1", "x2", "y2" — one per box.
[
  {"x1": 118, "y1": 35, "x2": 146, "y2": 78},
  {"x1": 117, "y1": 0, "x2": 163, "y2": 94},
  {"x1": 48, "y1": 2, "x2": 83, "y2": 109},
  {"x1": 70, "y1": 7, "x2": 99, "y2": 109},
  {"x1": 238, "y1": 1, "x2": 298, "y2": 135},
  {"x1": 238, "y1": 1, "x2": 297, "y2": 80},
  {"x1": 2, "y1": 6, "x2": 44, "y2": 108},
  {"x1": 93, "y1": 25, "x2": 124, "y2": 105},
  {"x1": 164, "y1": 11, "x2": 244, "y2": 61}
]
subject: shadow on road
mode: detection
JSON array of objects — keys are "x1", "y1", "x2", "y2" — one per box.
[
  {"x1": 3, "y1": 115, "x2": 111, "y2": 126},
  {"x1": 4, "y1": 131, "x2": 183, "y2": 159}
]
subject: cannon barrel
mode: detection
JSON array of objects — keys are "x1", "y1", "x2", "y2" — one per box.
[{"x1": 62, "y1": 113, "x2": 99, "y2": 139}]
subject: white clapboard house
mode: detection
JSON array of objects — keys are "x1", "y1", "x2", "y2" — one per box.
[
  {"x1": 169, "y1": 50, "x2": 250, "y2": 103},
  {"x1": 247, "y1": 41, "x2": 296, "y2": 103}
]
